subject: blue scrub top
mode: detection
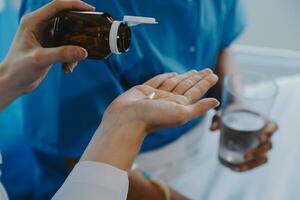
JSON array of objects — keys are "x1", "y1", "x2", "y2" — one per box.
[
  {"x1": 0, "y1": 0, "x2": 22, "y2": 149},
  {"x1": 0, "y1": 0, "x2": 18, "y2": 60},
  {"x1": 20, "y1": 0, "x2": 247, "y2": 156}
]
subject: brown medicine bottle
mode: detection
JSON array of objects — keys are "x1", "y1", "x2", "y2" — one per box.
[{"x1": 52, "y1": 11, "x2": 157, "y2": 60}]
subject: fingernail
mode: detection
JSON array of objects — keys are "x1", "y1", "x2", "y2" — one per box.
[
  {"x1": 213, "y1": 100, "x2": 220, "y2": 107},
  {"x1": 210, "y1": 74, "x2": 219, "y2": 82},
  {"x1": 78, "y1": 48, "x2": 88, "y2": 60},
  {"x1": 205, "y1": 68, "x2": 213, "y2": 73}
]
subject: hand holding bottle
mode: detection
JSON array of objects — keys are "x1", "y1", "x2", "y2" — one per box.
[{"x1": 0, "y1": 0, "x2": 95, "y2": 110}]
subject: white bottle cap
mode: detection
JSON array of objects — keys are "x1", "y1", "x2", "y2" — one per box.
[
  {"x1": 109, "y1": 21, "x2": 122, "y2": 54},
  {"x1": 109, "y1": 16, "x2": 158, "y2": 54},
  {"x1": 123, "y1": 16, "x2": 158, "y2": 27}
]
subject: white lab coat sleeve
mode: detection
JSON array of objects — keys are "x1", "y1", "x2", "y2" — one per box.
[{"x1": 52, "y1": 161, "x2": 129, "y2": 200}]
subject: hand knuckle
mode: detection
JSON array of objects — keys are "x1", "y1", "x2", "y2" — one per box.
[
  {"x1": 20, "y1": 15, "x2": 32, "y2": 27},
  {"x1": 156, "y1": 74, "x2": 165, "y2": 79},
  {"x1": 49, "y1": 0, "x2": 58, "y2": 7},
  {"x1": 30, "y1": 50, "x2": 42, "y2": 65},
  {"x1": 134, "y1": 85, "x2": 143, "y2": 90},
  {"x1": 166, "y1": 79, "x2": 177, "y2": 86},
  {"x1": 24, "y1": 82, "x2": 39, "y2": 93},
  {"x1": 61, "y1": 49, "x2": 72, "y2": 60},
  {"x1": 194, "y1": 86, "x2": 204, "y2": 95},
  {"x1": 52, "y1": 0, "x2": 63, "y2": 5},
  {"x1": 189, "y1": 70, "x2": 198, "y2": 74},
  {"x1": 51, "y1": 0, "x2": 64, "y2": 11},
  {"x1": 175, "y1": 109, "x2": 188, "y2": 124},
  {"x1": 183, "y1": 80, "x2": 194, "y2": 87},
  {"x1": 134, "y1": 85, "x2": 148, "y2": 93},
  {"x1": 202, "y1": 78, "x2": 212, "y2": 87},
  {"x1": 193, "y1": 75, "x2": 203, "y2": 80}
]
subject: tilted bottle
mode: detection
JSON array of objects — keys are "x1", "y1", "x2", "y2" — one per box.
[{"x1": 52, "y1": 11, "x2": 157, "y2": 59}]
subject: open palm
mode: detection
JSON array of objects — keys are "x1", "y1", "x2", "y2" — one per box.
[{"x1": 105, "y1": 69, "x2": 219, "y2": 133}]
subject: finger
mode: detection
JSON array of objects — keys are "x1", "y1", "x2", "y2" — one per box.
[
  {"x1": 69, "y1": 61, "x2": 78, "y2": 72},
  {"x1": 173, "y1": 69, "x2": 213, "y2": 95},
  {"x1": 134, "y1": 85, "x2": 171, "y2": 99},
  {"x1": 29, "y1": 0, "x2": 95, "y2": 24},
  {"x1": 245, "y1": 141, "x2": 272, "y2": 161},
  {"x1": 210, "y1": 112, "x2": 221, "y2": 131},
  {"x1": 258, "y1": 121, "x2": 278, "y2": 143},
  {"x1": 62, "y1": 62, "x2": 78, "y2": 73},
  {"x1": 144, "y1": 72, "x2": 178, "y2": 88},
  {"x1": 162, "y1": 95, "x2": 190, "y2": 105},
  {"x1": 159, "y1": 70, "x2": 198, "y2": 92},
  {"x1": 184, "y1": 74, "x2": 219, "y2": 103},
  {"x1": 34, "y1": 46, "x2": 88, "y2": 67},
  {"x1": 62, "y1": 63, "x2": 72, "y2": 73},
  {"x1": 233, "y1": 156, "x2": 268, "y2": 172},
  {"x1": 186, "y1": 98, "x2": 220, "y2": 120}
]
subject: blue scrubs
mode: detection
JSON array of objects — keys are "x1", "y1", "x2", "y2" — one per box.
[
  {"x1": 20, "y1": 0, "x2": 247, "y2": 198},
  {"x1": 0, "y1": 1, "x2": 37, "y2": 200}
]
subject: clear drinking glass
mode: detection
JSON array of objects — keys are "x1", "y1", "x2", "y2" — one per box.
[{"x1": 218, "y1": 72, "x2": 278, "y2": 168}]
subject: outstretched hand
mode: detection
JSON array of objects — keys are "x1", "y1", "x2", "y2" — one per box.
[
  {"x1": 104, "y1": 69, "x2": 220, "y2": 134},
  {"x1": 86, "y1": 69, "x2": 219, "y2": 170}
]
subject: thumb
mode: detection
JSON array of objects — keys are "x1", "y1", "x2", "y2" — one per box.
[
  {"x1": 210, "y1": 111, "x2": 221, "y2": 131},
  {"x1": 35, "y1": 46, "x2": 88, "y2": 67},
  {"x1": 187, "y1": 98, "x2": 220, "y2": 120}
]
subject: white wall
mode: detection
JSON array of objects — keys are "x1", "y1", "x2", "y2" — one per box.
[{"x1": 238, "y1": 0, "x2": 300, "y2": 51}]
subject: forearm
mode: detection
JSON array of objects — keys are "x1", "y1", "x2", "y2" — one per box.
[
  {"x1": 80, "y1": 114, "x2": 146, "y2": 171},
  {"x1": 128, "y1": 184, "x2": 189, "y2": 200},
  {"x1": 127, "y1": 171, "x2": 190, "y2": 200},
  {"x1": 127, "y1": 173, "x2": 166, "y2": 200},
  {"x1": 0, "y1": 63, "x2": 22, "y2": 111}
]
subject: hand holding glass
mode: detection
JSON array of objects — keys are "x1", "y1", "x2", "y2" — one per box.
[{"x1": 218, "y1": 72, "x2": 278, "y2": 168}]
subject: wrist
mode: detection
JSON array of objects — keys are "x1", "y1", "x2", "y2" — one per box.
[
  {"x1": 81, "y1": 112, "x2": 147, "y2": 171},
  {"x1": 0, "y1": 62, "x2": 22, "y2": 111},
  {"x1": 0, "y1": 62, "x2": 23, "y2": 94},
  {"x1": 105, "y1": 105, "x2": 149, "y2": 137}
]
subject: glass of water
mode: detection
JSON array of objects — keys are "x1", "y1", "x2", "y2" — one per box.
[{"x1": 218, "y1": 72, "x2": 278, "y2": 168}]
